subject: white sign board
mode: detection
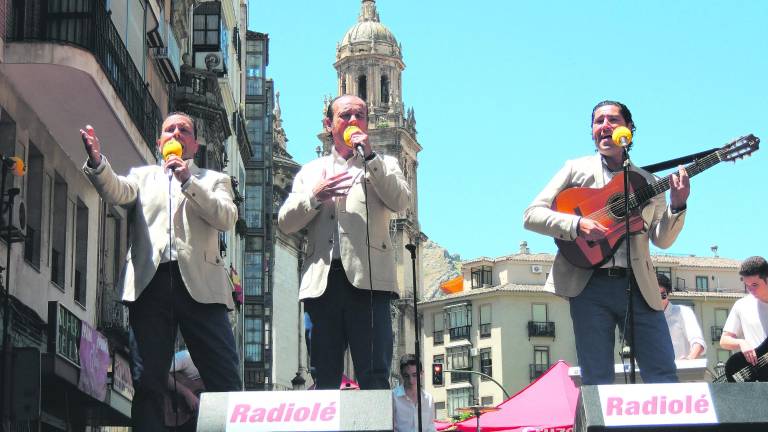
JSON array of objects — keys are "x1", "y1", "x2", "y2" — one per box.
[
  {"x1": 226, "y1": 390, "x2": 341, "y2": 431},
  {"x1": 598, "y1": 383, "x2": 717, "y2": 427}
]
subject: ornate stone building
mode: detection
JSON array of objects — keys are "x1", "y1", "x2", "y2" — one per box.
[{"x1": 321, "y1": 0, "x2": 425, "y2": 382}]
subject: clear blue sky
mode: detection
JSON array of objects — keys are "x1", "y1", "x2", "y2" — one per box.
[{"x1": 250, "y1": 1, "x2": 766, "y2": 262}]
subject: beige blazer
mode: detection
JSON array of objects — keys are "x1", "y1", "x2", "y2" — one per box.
[
  {"x1": 524, "y1": 154, "x2": 686, "y2": 311},
  {"x1": 84, "y1": 158, "x2": 237, "y2": 309},
  {"x1": 278, "y1": 153, "x2": 410, "y2": 300}
]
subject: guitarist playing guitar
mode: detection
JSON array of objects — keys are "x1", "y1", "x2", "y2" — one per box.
[
  {"x1": 720, "y1": 256, "x2": 768, "y2": 382},
  {"x1": 524, "y1": 100, "x2": 690, "y2": 386}
]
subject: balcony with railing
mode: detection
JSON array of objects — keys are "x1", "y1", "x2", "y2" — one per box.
[
  {"x1": 433, "y1": 330, "x2": 444, "y2": 345},
  {"x1": 529, "y1": 363, "x2": 549, "y2": 381},
  {"x1": 234, "y1": 109, "x2": 253, "y2": 161},
  {"x1": 98, "y1": 284, "x2": 130, "y2": 343},
  {"x1": 449, "y1": 325, "x2": 471, "y2": 341},
  {"x1": 527, "y1": 321, "x2": 556, "y2": 338},
  {"x1": 5, "y1": 0, "x2": 162, "y2": 153},
  {"x1": 711, "y1": 326, "x2": 723, "y2": 342},
  {"x1": 174, "y1": 65, "x2": 231, "y2": 169},
  {"x1": 479, "y1": 323, "x2": 491, "y2": 338},
  {"x1": 450, "y1": 369, "x2": 472, "y2": 383}
]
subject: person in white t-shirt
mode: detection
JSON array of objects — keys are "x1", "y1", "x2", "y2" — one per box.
[
  {"x1": 658, "y1": 274, "x2": 706, "y2": 360},
  {"x1": 720, "y1": 256, "x2": 768, "y2": 366},
  {"x1": 166, "y1": 349, "x2": 205, "y2": 432}
]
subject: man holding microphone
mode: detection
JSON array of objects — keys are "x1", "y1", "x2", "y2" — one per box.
[
  {"x1": 278, "y1": 95, "x2": 410, "y2": 390},
  {"x1": 80, "y1": 113, "x2": 241, "y2": 430},
  {"x1": 524, "y1": 101, "x2": 690, "y2": 385}
]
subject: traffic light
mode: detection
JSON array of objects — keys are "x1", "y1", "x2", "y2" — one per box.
[{"x1": 432, "y1": 363, "x2": 444, "y2": 386}]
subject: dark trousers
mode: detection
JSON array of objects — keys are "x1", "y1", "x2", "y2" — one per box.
[
  {"x1": 303, "y1": 260, "x2": 393, "y2": 390},
  {"x1": 570, "y1": 273, "x2": 678, "y2": 385},
  {"x1": 128, "y1": 261, "x2": 241, "y2": 432}
]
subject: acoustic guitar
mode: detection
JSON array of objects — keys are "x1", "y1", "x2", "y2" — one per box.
[
  {"x1": 552, "y1": 135, "x2": 759, "y2": 268},
  {"x1": 725, "y1": 338, "x2": 768, "y2": 383},
  {"x1": 164, "y1": 372, "x2": 205, "y2": 427}
]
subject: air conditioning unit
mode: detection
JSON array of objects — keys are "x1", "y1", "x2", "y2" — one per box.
[
  {"x1": 195, "y1": 51, "x2": 225, "y2": 73},
  {"x1": 531, "y1": 265, "x2": 543, "y2": 274},
  {"x1": 469, "y1": 348, "x2": 479, "y2": 357},
  {"x1": 1, "y1": 198, "x2": 26, "y2": 237},
  {"x1": 153, "y1": 47, "x2": 180, "y2": 84}
]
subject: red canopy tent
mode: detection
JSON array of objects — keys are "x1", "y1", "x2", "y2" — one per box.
[{"x1": 437, "y1": 360, "x2": 579, "y2": 432}]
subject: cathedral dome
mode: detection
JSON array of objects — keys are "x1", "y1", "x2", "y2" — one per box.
[
  {"x1": 341, "y1": 20, "x2": 398, "y2": 47},
  {"x1": 338, "y1": 0, "x2": 400, "y2": 55}
]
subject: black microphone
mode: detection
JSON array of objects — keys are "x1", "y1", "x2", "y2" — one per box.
[{"x1": 355, "y1": 144, "x2": 366, "y2": 159}]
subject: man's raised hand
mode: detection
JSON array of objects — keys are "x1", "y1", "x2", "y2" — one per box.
[
  {"x1": 79, "y1": 125, "x2": 102, "y2": 167},
  {"x1": 312, "y1": 169, "x2": 353, "y2": 202}
]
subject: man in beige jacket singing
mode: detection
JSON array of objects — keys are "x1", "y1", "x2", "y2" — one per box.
[
  {"x1": 279, "y1": 95, "x2": 410, "y2": 389},
  {"x1": 80, "y1": 113, "x2": 240, "y2": 431}
]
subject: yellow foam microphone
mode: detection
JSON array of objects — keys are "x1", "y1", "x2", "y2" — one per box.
[
  {"x1": 162, "y1": 139, "x2": 183, "y2": 160},
  {"x1": 343, "y1": 126, "x2": 362, "y2": 148},
  {"x1": 162, "y1": 139, "x2": 183, "y2": 173},
  {"x1": 611, "y1": 126, "x2": 633, "y2": 147}
]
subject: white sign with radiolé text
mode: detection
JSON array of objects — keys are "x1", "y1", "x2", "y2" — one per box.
[
  {"x1": 598, "y1": 383, "x2": 717, "y2": 427},
  {"x1": 226, "y1": 390, "x2": 341, "y2": 431}
]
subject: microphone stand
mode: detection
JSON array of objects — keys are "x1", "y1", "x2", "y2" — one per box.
[
  {"x1": 405, "y1": 243, "x2": 423, "y2": 432},
  {"x1": 621, "y1": 147, "x2": 637, "y2": 384},
  {"x1": 0, "y1": 162, "x2": 16, "y2": 431},
  {"x1": 358, "y1": 150, "x2": 376, "y2": 385}
]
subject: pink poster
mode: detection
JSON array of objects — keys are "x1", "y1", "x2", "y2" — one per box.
[{"x1": 78, "y1": 321, "x2": 110, "y2": 401}]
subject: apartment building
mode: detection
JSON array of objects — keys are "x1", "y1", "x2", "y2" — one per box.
[
  {"x1": 420, "y1": 243, "x2": 744, "y2": 419},
  {"x1": 0, "y1": 0, "x2": 250, "y2": 428}
]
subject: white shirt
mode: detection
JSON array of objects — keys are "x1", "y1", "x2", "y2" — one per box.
[
  {"x1": 392, "y1": 385, "x2": 436, "y2": 432},
  {"x1": 598, "y1": 158, "x2": 628, "y2": 268},
  {"x1": 664, "y1": 303, "x2": 707, "y2": 359},
  {"x1": 329, "y1": 149, "x2": 363, "y2": 259},
  {"x1": 169, "y1": 350, "x2": 201, "y2": 381},
  {"x1": 161, "y1": 169, "x2": 181, "y2": 262},
  {"x1": 723, "y1": 294, "x2": 768, "y2": 349}
]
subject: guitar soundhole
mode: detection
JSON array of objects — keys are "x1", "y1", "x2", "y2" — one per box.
[{"x1": 606, "y1": 194, "x2": 626, "y2": 219}]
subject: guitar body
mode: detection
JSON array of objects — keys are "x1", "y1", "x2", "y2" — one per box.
[
  {"x1": 725, "y1": 338, "x2": 768, "y2": 382},
  {"x1": 164, "y1": 372, "x2": 205, "y2": 427},
  {"x1": 552, "y1": 171, "x2": 648, "y2": 268}
]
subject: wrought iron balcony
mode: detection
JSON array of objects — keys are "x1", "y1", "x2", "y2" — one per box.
[
  {"x1": 433, "y1": 330, "x2": 444, "y2": 345},
  {"x1": 450, "y1": 368, "x2": 472, "y2": 383},
  {"x1": 528, "y1": 321, "x2": 556, "y2": 338},
  {"x1": 174, "y1": 65, "x2": 231, "y2": 170},
  {"x1": 529, "y1": 363, "x2": 549, "y2": 380},
  {"x1": 98, "y1": 284, "x2": 130, "y2": 342},
  {"x1": 479, "y1": 323, "x2": 491, "y2": 338},
  {"x1": 711, "y1": 326, "x2": 723, "y2": 342},
  {"x1": 449, "y1": 325, "x2": 471, "y2": 341},
  {"x1": 6, "y1": 0, "x2": 162, "y2": 152},
  {"x1": 233, "y1": 110, "x2": 253, "y2": 161}
]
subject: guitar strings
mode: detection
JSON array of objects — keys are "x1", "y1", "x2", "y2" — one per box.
[
  {"x1": 577, "y1": 150, "x2": 723, "y2": 224},
  {"x1": 734, "y1": 353, "x2": 768, "y2": 382}
]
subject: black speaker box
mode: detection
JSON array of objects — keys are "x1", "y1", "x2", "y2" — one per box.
[{"x1": 575, "y1": 383, "x2": 768, "y2": 432}]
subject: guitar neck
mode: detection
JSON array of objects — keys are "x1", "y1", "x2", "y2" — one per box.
[{"x1": 630, "y1": 149, "x2": 723, "y2": 210}]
